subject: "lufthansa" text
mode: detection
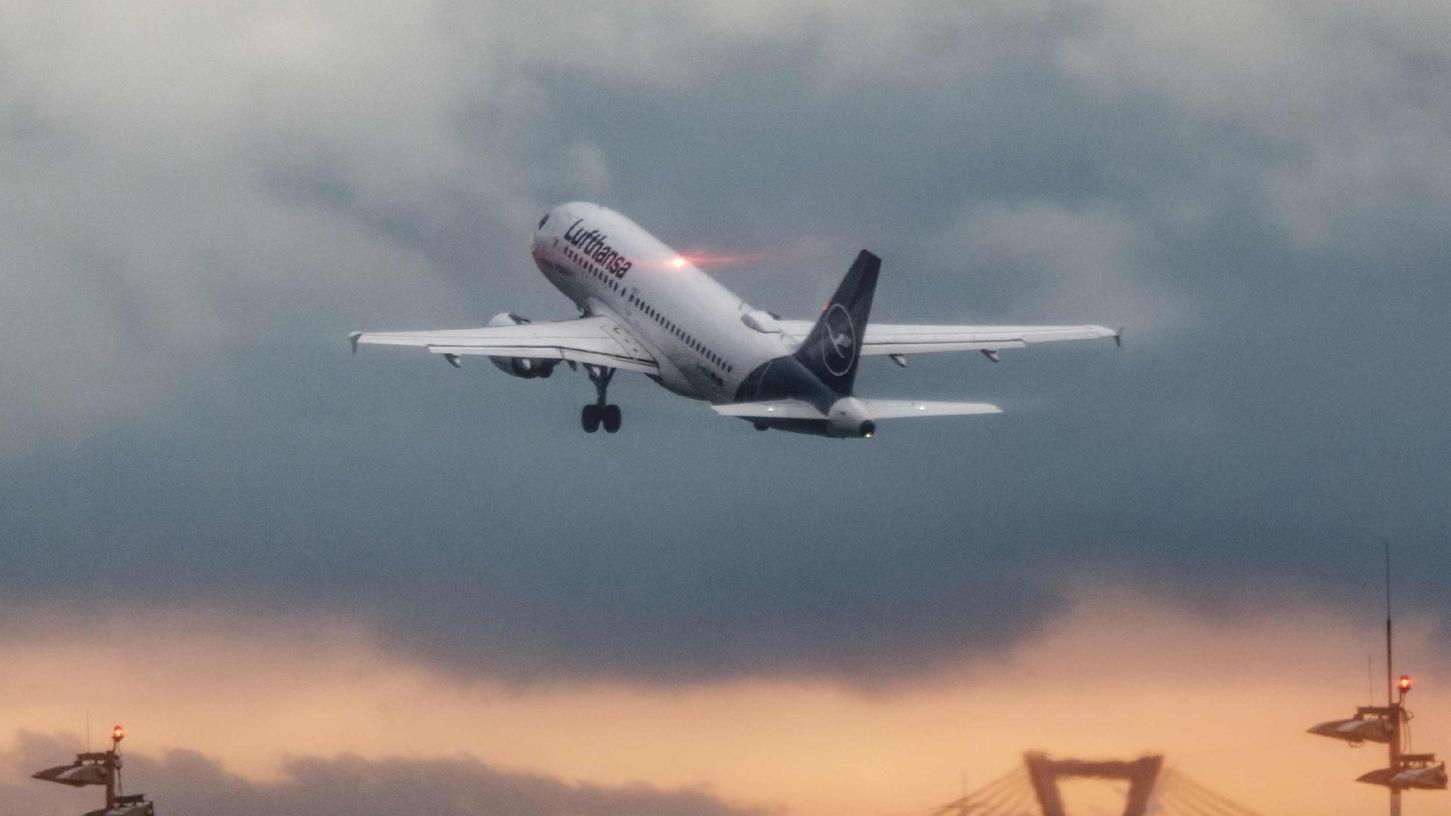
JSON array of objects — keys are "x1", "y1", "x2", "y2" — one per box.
[{"x1": 564, "y1": 220, "x2": 634, "y2": 278}]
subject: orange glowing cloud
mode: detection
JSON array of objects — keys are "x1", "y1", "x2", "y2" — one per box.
[{"x1": 0, "y1": 590, "x2": 1445, "y2": 816}]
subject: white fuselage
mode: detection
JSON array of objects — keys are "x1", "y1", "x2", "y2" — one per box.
[{"x1": 530, "y1": 202, "x2": 791, "y2": 403}]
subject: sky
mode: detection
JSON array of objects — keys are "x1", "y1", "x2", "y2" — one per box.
[{"x1": 1, "y1": 1, "x2": 1450, "y2": 814}]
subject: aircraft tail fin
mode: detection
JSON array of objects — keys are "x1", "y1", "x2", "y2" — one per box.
[{"x1": 793, "y1": 250, "x2": 880, "y2": 395}]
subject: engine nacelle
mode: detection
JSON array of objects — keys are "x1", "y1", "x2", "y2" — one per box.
[
  {"x1": 485, "y1": 312, "x2": 560, "y2": 379},
  {"x1": 826, "y1": 397, "x2": 876, "y2": 438}
]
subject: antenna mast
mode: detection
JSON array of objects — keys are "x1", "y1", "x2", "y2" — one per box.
[
  {"x1": 1306, "y1": 541, "x2": 1446, "y2": 808},
  {"x1": 1385, "y1": 541, "x2": 1394, "y2": 707},
  {"x1": 1387, "y1": 542, "x2": 1400, "y2": 816}
]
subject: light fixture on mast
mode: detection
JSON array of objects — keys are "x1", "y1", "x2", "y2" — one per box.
[{"x1": 1305, "y1": 544, "x2": 1446, "y2": 811}]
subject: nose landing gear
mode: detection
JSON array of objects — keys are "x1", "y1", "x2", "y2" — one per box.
[{"x1": 581, "y1": 365, "x2": 622, "y2": 433}]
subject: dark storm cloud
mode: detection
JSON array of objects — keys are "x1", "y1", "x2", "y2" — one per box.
[
  {"x1": 1, "y1": 733, "x2": 766, "y2": 816},
  {"x1": 2, "y1": 2, "x2": 1449, "y2": 687}
]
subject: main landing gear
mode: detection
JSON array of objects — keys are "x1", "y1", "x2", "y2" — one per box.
[
  {"x1": 581, "y1": 365, "x2": 622, "y2": 433},
  {"x1": 582, "y1": 404, "x2": 621, "y2": 433}
]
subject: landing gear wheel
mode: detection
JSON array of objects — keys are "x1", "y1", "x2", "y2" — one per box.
[
  {"x1": 581, "y1": 365, "x2": 619, "y2": 435},
  {"x1": 581, "y1": 404, "x2": 602, "y2": 433},
  {"x1": 753, "y1": 421, "x2": 769, "y2": 431}
]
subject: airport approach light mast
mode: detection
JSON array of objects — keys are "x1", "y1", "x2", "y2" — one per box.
[
  {"x1": 30, "y1": 724, "x2": 158, "y2": 816},
  {"x1": 1306, "y1": 544, "x2": 1447, "y2": 814}
]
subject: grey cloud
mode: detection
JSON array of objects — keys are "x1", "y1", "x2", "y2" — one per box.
[
  {"x1": 1053, "y1": 0, "x2": 1451, "y2": 250},
  {"x1": 936, "y1": 199, "x2": 1176, "y2": 331},
  {"x1": 1, "y1": 1, "x2": 1449, "y2": 689},
  {"x1": 2, "y1": 733, "x2": 766, "y2": 816}
]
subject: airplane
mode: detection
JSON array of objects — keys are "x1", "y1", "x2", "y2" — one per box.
[{"x1": 350, "y1": 202, "x2": 1121, "y2": 438}]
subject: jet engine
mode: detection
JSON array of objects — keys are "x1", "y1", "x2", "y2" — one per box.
[{"x1": 485, "y1": 312, "x2": 560, "y2": 379}]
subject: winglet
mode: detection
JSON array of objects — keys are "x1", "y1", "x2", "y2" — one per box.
[
  {"x1": 349, "y1": 331, "x2": 363, "y2": 354},
  {"x1": 1114, "y1": 327, "x2": 1124, "y2": 348}
]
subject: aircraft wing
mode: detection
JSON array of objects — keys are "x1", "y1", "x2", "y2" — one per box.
[
  {"x1": 349, "y1": 316, "x2": 660, "y2": 375},
  {"x1": 776, "y1": 321, "x2": 1120, "y2": 357}
]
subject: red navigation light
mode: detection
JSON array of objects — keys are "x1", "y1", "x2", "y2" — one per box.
[
  {"x1": 1399, "y1": 675, "x2": 1413, "y2": 692},
  {"x1": 111, "y1": 725, "x2": 125, "y2": 742}
]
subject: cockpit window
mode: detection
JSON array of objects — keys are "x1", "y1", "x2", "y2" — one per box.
[{"x1": 537, "y1": 213, "x2": 550, "y2": 229}]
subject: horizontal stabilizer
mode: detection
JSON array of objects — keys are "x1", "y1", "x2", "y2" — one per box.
[
  {"x1": 712, "y1": 399, "x2": 1000, "y2": 420},
  {"x1": 712, "y1": 400, "x2": 824, "y2": 420},
  {"x1": 857, "y1": 399, "x2": 1001, "y2": 418}
]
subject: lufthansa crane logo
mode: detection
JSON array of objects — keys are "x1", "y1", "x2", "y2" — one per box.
[{"x1": 820, "y1": 303, "x2": 857, "y2": 376}]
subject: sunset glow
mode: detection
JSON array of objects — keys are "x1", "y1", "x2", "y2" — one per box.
[{"x1": 2, "y1": 591, "x2": 1445, "y2": 816}]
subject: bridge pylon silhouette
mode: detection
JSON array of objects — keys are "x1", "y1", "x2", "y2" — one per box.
[{"x1": 924, "y1": 752, "x2": 1267, "y2": 816}]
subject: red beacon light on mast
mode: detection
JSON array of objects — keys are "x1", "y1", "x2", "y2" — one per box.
[
  {"x1": 1399, "y1": 675, "x2": 1413, "y2": 694},
  {"x1": 31, "y1": 722, "x2": 157, "y2": 815}
]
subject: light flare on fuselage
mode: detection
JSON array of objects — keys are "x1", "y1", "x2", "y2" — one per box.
[
  {"x1": 675, "y1": 249, "x2": 772, "y2": 269},
  {"x1": 668, "y1": 236, "x2": 839, "y2": 274}
]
